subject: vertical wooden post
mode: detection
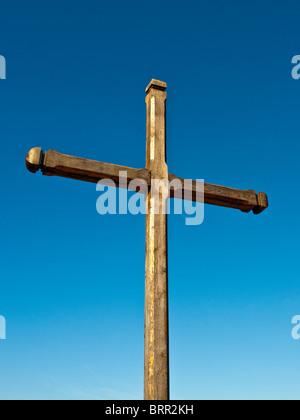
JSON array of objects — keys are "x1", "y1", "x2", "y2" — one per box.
[{"x1": 144, "y1": 80, "x2": 169, "y2": 400}]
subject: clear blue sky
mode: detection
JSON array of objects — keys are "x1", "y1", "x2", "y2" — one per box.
[{"x1": 0, "y1": 0, "x2": 300, "y2": 400}]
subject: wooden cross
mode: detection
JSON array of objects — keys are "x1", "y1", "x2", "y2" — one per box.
[{"x1": 25, "y1": 79, "x2": 268, "y2": 400}]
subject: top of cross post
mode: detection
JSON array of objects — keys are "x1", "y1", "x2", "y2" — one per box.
[{"x1": 145, "y1": 79, "x2": 167, "y2": 94}]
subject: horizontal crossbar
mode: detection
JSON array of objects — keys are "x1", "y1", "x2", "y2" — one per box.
[{"x1": 26, "y1": 148, "x2": 268, "y2": 214}]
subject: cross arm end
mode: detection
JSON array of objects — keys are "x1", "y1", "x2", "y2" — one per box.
[
  {"x1": 25, "y1": 147, "x2": 44, "y2": 173},
  {"x1": 252, "y1": 192, "x2": 269, "y2": 215}
]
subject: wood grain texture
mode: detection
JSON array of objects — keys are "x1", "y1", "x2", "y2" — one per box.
[
  {"x1": 25, "y1": 147, "x2": 43, "y2": 173},
  {"x1": 144, "y1": 81, "x2": 169, "y2": 401},
  {"x1": 253, "y1": 192, "x2": 269, "y2": 214},
  {"x1": 24, "y1": 77, "x2": 269, "y2": 403},
  {"x1": 42, "y1": 149, "x2": 151, "y2": 190},
  {"x1": 168, "y1": 173, "x2": 266, "y2": 213},
  {"x1": 25, "y1": 148, "x2": 268, "y2": 214}
]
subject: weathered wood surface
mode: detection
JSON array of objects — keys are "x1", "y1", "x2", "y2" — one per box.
[
  {"x1": 26, "y1": 148, "x2": 268, "y2": 214},
  {"x1": 144, "y1": 80, "x2": 169, "y2": 400},
  {"x1": 25, "y1": 77, "x2": 269, "y2": 402},
  {"x1": 168, "y1": 173, "x2": 268, "y2": 214},
  {"x1": 26, "y1": 148, "x2": 151, "y2": 190},
  {"x1": 253, "y1": 191, "x2": 269, "y2": 214},
  {"x1": 25, "y1": 147, "x2": 43, "y2": 174}
]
